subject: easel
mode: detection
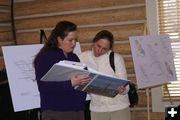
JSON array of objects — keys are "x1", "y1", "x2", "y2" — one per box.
[
  {"x1": 143, "y1": 23, "x2": 151, "y2": 120},
  {"x1": 164, "y1": 84, "x2": 174, "y2": 105},
  {"x1": 143, "y1": 23, "x2": 173, "y2": 120},
  {"x1": 145, "y1": 84, "x2": 173, "y2": 120},
  {"x1": 145, "y1": 88, "x2": 150, "y2": 120}
]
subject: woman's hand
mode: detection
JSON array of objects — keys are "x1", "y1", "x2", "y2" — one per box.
[
  {"x1": 117, "y1": 85, "x2": 126, "y2": 94},
  {"x1": 71, "y1": 74, "x2": 91, "y2": 87}
]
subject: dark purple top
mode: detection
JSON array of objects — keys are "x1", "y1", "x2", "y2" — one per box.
[{"x1": 34, "y1": 48, "x2": 86, "y2": 111}]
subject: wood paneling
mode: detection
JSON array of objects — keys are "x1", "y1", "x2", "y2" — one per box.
[
  {"x1": 128, "y1": 77, "x2": 136, "y2": 84},
  {"x1": 14, "y1": 0, "x2": 145, "y2": 16},
  {"x1": 79, "y1": 24, "x2": 145, "y2": 43},
  {"x1": 0, "y1": 31, "x2": 13, "y2": 42},
  {"x1": 15, "y1": 7, "x2": 146, "y2": 30},
  {"x1": 124, "y1": 57, "x2": 134, "y2": 69},
  {"x1": 0, "y1": 0, "x2": 12, "y2": 42},
  {"x1": 16, "y1": 31, "x2": 49, "y2": 44},
  {"x1": 16, "y1": 24, "x2": 145, "y2": 44},
  {"x1": 0, "y1": 0, "x2": 14, "y2": 56},
  {"x1": 0, "y1": 0, "x2": 11, "y2": 5},
  {"x1": 137, "y1": 91, "x2": 151, "y2": 107},
  {"x1": 0, "y1": 58, "x2": 5, "y2": 69},
  {"x1": 113, "y1": 43, "x2": 131, "y2": 55},
  {"x1": 0, "y1": 26, "x2": 11, "y2": 32},
  {"x1": 0, "y1": 12, "x2": 11, "y2": 22}
]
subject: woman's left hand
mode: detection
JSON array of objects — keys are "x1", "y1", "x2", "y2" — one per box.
[{"x1": 117, "y1": 85, "x2": 126, "y2": 94}]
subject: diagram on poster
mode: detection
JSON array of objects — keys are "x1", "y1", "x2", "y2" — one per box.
[
  {"x1": 2, "y1": 43, "x2": 81, "y2": 112},
  {"x1": 129, "y1": 35, "x2": 177, "y2": 89}
]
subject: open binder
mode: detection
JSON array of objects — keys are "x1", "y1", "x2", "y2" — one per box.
[{"x1": 41, "y1": 60, "x2": 130, "y2": 97}]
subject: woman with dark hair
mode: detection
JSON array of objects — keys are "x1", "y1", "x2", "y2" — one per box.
[
  {"x1": 79, "y1": 30, "x2": 130, "y2": 120},
  {"x1": 34, "y1": 21, "x2": 90, "y2": 120}
]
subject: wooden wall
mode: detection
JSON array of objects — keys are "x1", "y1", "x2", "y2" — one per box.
[
  {"x1": 0, "y1": 0, "x2": 14, "y2": 69},
  {"x1": 0, "y1": 0, "x2": 165, "y2": 119}
]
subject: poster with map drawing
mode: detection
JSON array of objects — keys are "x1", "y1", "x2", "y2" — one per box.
[
  {"x1": 129, "y1": 35, "x2": 177, "y2": 89},
  {"x1": 2, "y1": 44, "x2": 42, "y2": 112},
  {"x1": 2, "y1": 43, "x2": 81, "y2": 112}
]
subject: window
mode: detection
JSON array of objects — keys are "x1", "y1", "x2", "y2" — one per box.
[{"x1": 158, "y1": 0, "x2": 180, "y2": 101}]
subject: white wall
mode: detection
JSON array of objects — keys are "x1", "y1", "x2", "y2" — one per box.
[{"x1": 146, "y1": 0, "x2": 159, "y2": 35}]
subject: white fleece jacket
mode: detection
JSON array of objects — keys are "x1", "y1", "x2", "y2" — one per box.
[{"x1": 79, "y1": 50, "x2": 130, "y2": 112}]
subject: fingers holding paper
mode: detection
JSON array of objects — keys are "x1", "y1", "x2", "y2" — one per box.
[
  {"x1": 117, "y1": 85, "x2": 126, "y2": 94},
  {"x1": 71, "y1": 74, "x2": 91, "y2": 87}
]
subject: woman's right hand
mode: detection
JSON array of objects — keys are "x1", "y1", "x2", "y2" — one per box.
[{"x1": 70, "y1": 74, "x2": 91, "y2": 87}]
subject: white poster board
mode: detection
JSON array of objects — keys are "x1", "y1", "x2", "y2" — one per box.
[
  {"x1": 2, "y1": 43, "x2": 81, "y2": 112},
  {"x1": 129, "y1": 35, "x2": 176, "y2": 89}
]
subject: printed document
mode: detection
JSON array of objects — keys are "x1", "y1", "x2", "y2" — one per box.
[{"x1": 41, "y1": 60, "x2": 130, "y2": 97}]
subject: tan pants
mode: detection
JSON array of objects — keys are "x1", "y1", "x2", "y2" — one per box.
[
  {"x1": 91, "y1": 107, "x2": 130, "y2": 120},
  {"x1": 42, "y1": 110, "x2": 84, "y2": 120}
]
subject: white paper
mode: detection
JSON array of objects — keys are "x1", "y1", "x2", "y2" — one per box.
[
  {"x1": 2, "y1": 44, "x2": 42, "y2": 112},
  {"x1": 2, "y1": 42, "x2": 81, "y2": 112},
  {"x1": 129, "y1": 35, "x2": 177, "y2": 89}
]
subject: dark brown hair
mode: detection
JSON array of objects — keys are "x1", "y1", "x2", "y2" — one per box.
[
  {"x1": 45, "y1": 21, "x2": 77, "y2": 49},
  {"x1": 93, "y1": 30, "x2": 114, "y2": 49}
]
